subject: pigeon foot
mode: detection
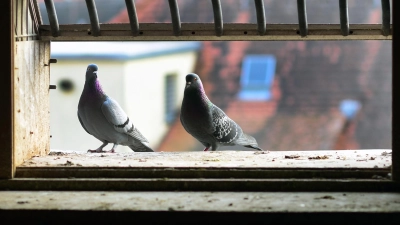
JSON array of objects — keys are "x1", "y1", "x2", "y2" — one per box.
[{"x1": 203, "y1": 147, "x2": 210, "y2": 151}]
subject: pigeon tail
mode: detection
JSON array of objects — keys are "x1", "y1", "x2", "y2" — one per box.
[
  {"x1": 129, "y1": 143, "x2": 154, "y2": 152},
  {"x1": 243, "y1": 145, "x2": 264, "y2": 151},
  {"x1": 235, "y1": 133, "x2": 264, "y2": 151}
]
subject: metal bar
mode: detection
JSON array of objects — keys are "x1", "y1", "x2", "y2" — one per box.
[
  {"x1": 211, "y1": 0, "x2": 223, "y2": 36},
  {"x1": 381, "y1": 0, "x2": 391, "y2": 36},
  {"x1": 168, "y1": 0, "x2": 181, "y2": 36},
  {"x1": 14, "y1": 33, "x2": 37, "y2": 38},
  {"x1": 124, "y1": 0, "x2": 139, "y2": 36},
  {"x1": 15, "y1": 0, "x2": 21, "y2": 41},
  {"x1": 339, "y1": 0, "x2": 349, "y2": 36},
  {"x1": 22, "y1": 0, "x2": 27, "y2": 39},
  {"x1": 43, "y1": 0, "x2": 59, "y2": 37},
  {"x1": 28, "y1": 0, "x2": 40, "y2": 34},
  {"x1": 254, "y1": 0, "x2": 266, "y2": 35},
  {"x1": 31, "y1": 0, "x2": 42, "y2": 25},
  {"x1": 297, "y1": 0, "x2": 308, "y2": 37},
  {"x1": 39, "y1": 23, "x2": 392, "y2": 41},
  {"x1": 392, "y1": 0, "x2": 399, "y2": 181},
  {"x1": 85, "y1": 0, "x2": 100, "y2": 37}
]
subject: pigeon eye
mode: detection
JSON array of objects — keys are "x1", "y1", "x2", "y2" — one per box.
[{"x1": 194, "y1": 77, "x2": 197, "y2": 80}]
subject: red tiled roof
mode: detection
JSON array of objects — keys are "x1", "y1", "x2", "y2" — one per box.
[
  {"x1": 259, "y1": 111, "x2": 346, "y2": 151},
  {"x1": 225, "y1": 101, "x2": 276, "y2": 135},
  {"x1": 225, "y1": 77, "x2": 281, "y2": 135},
  {"x1": 109, "y1": 0, "x2": 166, "y2": 23},
  {"x1": 104, "y1": 1, "x2": 391, "y2": 151},
  {"x1": 333, "y1": 120, "x2": 360, "y2": 150},
  {"x1": 157, "y1": 116, "x2": 199, "y2": 152}
]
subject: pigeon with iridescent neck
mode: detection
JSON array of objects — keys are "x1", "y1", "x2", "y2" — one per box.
[
  {"x1": 180, "y1": 73, "x2": 264, "y2": 151},
  {"x1": 77, "y1": 64, "x2": 154, "y2": 153}
]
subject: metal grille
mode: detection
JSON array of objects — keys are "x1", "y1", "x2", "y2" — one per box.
[
  {"x1": 37, "y1": 0, "x2": 392, "y2": 41},
  {"x1": 15, "y1": 0, "x2": 41, "y2": 41}
]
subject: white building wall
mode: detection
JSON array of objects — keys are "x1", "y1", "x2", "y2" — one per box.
[
  {"x1": 49, "y1": 51, "x2": 197, "y2": 152},
  {"x1": 123, "y1": 51, "x2": 197, "y2": 149}
]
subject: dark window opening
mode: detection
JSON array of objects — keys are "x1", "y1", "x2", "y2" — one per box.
[{"x1": 165, "y1": 74, "x2": 177, "y2": 124}]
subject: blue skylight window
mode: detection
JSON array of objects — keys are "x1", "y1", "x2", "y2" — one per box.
[{"x1": 238, "y1": 55, "x2": 277, "y2": 101}]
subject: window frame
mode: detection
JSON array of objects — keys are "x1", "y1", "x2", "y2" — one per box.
[{"x1": 0, "y1": 0, "x2": 398, "y2": 192}]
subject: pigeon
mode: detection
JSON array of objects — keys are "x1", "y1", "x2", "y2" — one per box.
[
  {"x1": 77, "y1": 64, "x2": 154, "y2": 153},
  {"x1": 180, "y1": 73, "x2": 264, "y2": 151}
]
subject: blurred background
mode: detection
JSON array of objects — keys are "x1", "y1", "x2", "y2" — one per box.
[{"x1": 39, "y1": 0, "x2": 391, "y2": 152}]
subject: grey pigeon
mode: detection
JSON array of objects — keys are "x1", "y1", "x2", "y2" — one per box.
[
  {"x1": 180, "y1": 73, "x2": 264, "y2": 151},
  {"x1": 78, "y1": 64, "x2": 154, "y2": 153}
]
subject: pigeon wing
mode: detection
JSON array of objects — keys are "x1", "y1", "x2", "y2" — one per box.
[
  {"x1": 211, "y1": 105, "x2": 242, "y2": 144},
  {"x1": 101, "y1": 97, "x2": 149, "y2": 143}
]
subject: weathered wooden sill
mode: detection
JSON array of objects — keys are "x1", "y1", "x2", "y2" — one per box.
[
  {"x1": 0, "y1": 191, "x2": 399, "y2": 225},
  {"x1": 15, "y1": 149, "x2": 393, "y2": 180},
  {"x1": 1, "y1": 149, "x2": 397, "y2": 192},
  {"x1": 19, "y1": 149, "x2": 393, "y2": 169},
  {"x1": 0, "y1": 150, "x2": 399, "y2": 223}
]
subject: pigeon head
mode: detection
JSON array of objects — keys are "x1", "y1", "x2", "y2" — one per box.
[
  {"x1": 83, "y1": 63, "x2": 104, "y2": 95},
  {"x1": 184, "y1": 73, "x2": 210, "y2": 103},
  {"x1": 86, "y1": 64, "x2": 99, "y2": 81},
  {"x1": 185, "y1": 73, "x2": 203, "y2": 90}
]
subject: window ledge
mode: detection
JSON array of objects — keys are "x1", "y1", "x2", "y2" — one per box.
[
  {"x1": 4, "y1": 149, "x2": 396, "y2": 192},
  {"x1": 0, "y1": 191, "x2": 399, "y2": 224},
  {"x1": 20, "y1": 149, "x2": 392, "y2": 169}
]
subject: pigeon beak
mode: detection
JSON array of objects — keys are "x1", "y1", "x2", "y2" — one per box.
[
  {"x1": 186, "y1": 82, "x2": 191, "y2": 87},
  {"x1": 93, "y1": 71, "x2": 97, "y2": 74}
]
